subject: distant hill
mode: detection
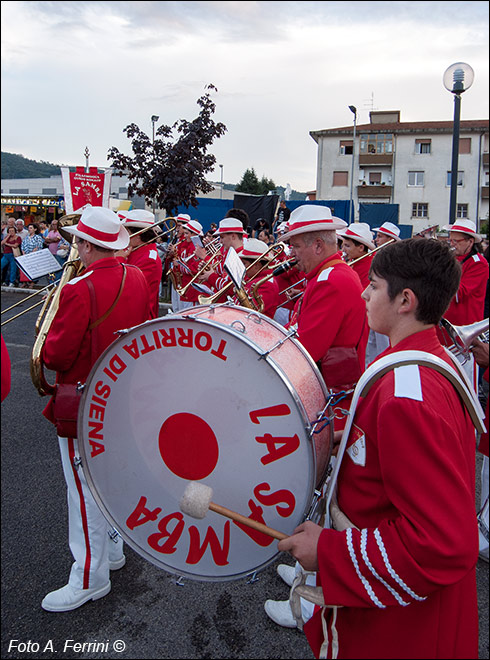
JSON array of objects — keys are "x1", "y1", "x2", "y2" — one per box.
[{"x1": 1, "y1": 152, "x2": 61, "y2": 179}]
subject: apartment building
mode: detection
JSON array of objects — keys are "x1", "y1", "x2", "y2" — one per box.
[{"x1": 310, "y1": 111, "x2": 489, "y2": 234}]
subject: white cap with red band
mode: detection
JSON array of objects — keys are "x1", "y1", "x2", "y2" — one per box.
[{"x1": 64, "y1": 206, "x2": 130, "y2": 250}]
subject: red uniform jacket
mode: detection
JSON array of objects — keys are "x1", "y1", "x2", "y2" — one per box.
[
  {"x1": 126, "y1": 243, "x2": 162, "y2": 319},
  {"x1": 42, "y1": 258, "x2": 150, "y2": 426},
  {"x1": 304, "y1": 328, "x2": 479, "y2": 659},
  {"x1": 174, "y1": 238, "x2": 202, "y2": 303},
  {"x1": 350, "y1": 253, "x2": 373, "y2": 290},
  {"x1": 444, "y1": 252, "x2": 488, "y2": 326},
  {"x1": 290, "y1": 252, "x2": 368, "y2": 375}
]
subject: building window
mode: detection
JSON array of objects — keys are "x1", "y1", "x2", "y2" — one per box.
[
  {"x1": 412, "y1": 203, "x2": 429, "y2": 218},
  {"x1": 9, "y1": 188, "x2": 29, "y2": 194},
  {"x1": 446, "y1": 171, "x2": 464, "y2": 187},
  {"x1": 333, "y1": 171, "x2": 349, "y2": 187},
  {"x1": 408, "y1": 171, "x2": 425, "y2": 186},
  {"x1": 359, "y1": 133, "x2": 393, "y2": 154},
  {"x1": 339, "y1": 140, "x2": 353, "y2": 155},
  {"x1": 369, "y1": 172, "x2": 382, "y2": 185},
  {"x1": 415, "y1": 139, "x2": 431, "y2": 154},
  {"x1": 459, "y1": 138, "x2": 471, "y2": 154},
  {"x1": 42, "y1": 188, "x2": 58, "y2": 194},
  {"x1": 457, "y1": 204, "x2": 469, "y2": 218}
]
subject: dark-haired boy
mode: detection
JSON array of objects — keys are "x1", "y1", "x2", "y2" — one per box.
[{"x1": 277, "y1": 239, "x2": 479, "y2": 659}]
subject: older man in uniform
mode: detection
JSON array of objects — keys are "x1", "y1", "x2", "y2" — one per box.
[{"x1": 41, "y1": 206, "x2": 150, "y2": 612}]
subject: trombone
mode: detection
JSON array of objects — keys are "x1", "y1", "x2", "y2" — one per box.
[
  {"x1": 197, "y1": 243, "x2": 285, "y2": 307},
  {"x1": 347, "y1": 238, "x2": 396, "y2": 266},
  {"x1": 175, "y1": 252, "x2": 223, "y2": 297},
  {"x1": 126, "y1": 216, "x2": 177, "y2": 252}
]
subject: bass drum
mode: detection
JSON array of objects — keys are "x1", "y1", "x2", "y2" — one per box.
[{"x1": 78, "y1": 304, "x2": 332, "y2": 581}]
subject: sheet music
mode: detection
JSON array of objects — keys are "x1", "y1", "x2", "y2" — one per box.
[
  {"x1": 15, "y1": 249, "x2": 63, "y2": 280},
  {"x1": 223, "y1": 247, "x2": 246, "y2": 290}
]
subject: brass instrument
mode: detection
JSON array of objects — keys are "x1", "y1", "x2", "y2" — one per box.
[
  {"x1": 176, "y1": 252, "x2": 223, "y2": 297},
  {"x1": 347, "y1": 238, "x2": 396, "y2": 266},
  {"x1": 439, "y1": 318, "x2": 489, "y2": 364},
  {"x1": 198, "y1": 243, "x2": 285, "y2": 307},
  {"x1": 1, "y1": 282, "x2": 57, "y2": 327},
  {"x1": 128, "y1": 217, "x2": 177, "y2": 252},
  {"x1": 249, "y1": 258, "x2": 299, "y2": 313},
  {"x1": 30, "y1": 214, "x2": 83, "y2": 396}
]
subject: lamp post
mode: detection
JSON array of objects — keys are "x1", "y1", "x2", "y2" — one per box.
[
  {"x1": 219, "y1": 164, "x2": 224, "y2": 199},
  {"x1": 151, "y1": 116, "x2": 159, "y2": 215},
  {"x1": 348, "y1": 105, "x2": 357, "y2": 225},
  {"x1": 443, "y1": 63, "x2": 474, "y2": 225}
]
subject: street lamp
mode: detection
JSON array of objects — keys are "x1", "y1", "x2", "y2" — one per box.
[
  {"x1": 348, "y1": 105, "x2": 357, "y2": 225},
  {"x1": 443, "y1": 63, "x2": 474, "y2": 225},
  {"x1": 151, "y1": 115, "x2": 159, "y2": 144},
  {"x1": 219, "y1": 164, "x2": 224, "y2": 199},
  {"x1": 151, "y1": 116, "x2": 159, "y2": 214}
]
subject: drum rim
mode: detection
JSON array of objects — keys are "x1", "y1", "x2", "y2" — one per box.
[{"x1": 77, "y1": 312, "x2": 324, "y2": 580}]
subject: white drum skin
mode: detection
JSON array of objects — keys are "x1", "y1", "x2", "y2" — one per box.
[{"x1": 78, "y1": 304, "x2": 332, "y2": 581}]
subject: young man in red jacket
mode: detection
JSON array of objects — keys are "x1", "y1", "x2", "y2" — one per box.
[
  {"x1": 275, "y1": 239, "x2": 479, "y2": 659},
  {"x1": 41, "y1": 206, "x2": 150, "y2": 613}
]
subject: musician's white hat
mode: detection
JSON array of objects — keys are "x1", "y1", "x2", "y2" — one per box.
[
  {"x1": 176, "y1": 213, "x2": 191, "y2": 224},
  {"x1": 240, "y1": 238, "x2": 272, "y2": 261},
  {"x1": 442, "y1": 219, "x2": 481, "y2": 242},
  {"x1": 120, "y1": 209, "x2": 156, "y2": 229},
  {"x1": 214, "y1": 218, "x2": 245, "y2": 235},
  {"x1": 64, "y1": 205, "x2": 130, "y2": 250},
  {"x1": 277, "y1": 222, "x2": 289, "y2": 233},
  {"x1": 337, "y1": 223, "x2": 375, "y2": 250},
  {"x1": 373, "y1": 221, "x2": 401, "y2": 241},
  {"x1": 185, "y1": 220, "x2": 204, "y2": 236},
  {"x1": 281, "y1": 205, "x2": 347, "y2": 241}
]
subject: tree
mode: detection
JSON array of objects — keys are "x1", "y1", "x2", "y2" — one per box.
[
  {"x1": 235, "y1": 168, "x2": 261, "y2": 195},
  {"x1": 235, "y1": 168, "x2": 276, "y2": 195},
  {"x1": 107, "y1": 84, "x2": 227, "y2": 214}
]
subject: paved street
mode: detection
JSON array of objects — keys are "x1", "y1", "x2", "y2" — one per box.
[{"x1": 1, "y1": 288, "x2": 488, "y2": 659}]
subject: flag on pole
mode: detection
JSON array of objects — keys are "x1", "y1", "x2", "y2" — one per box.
[{"x1": 61, "y1": 166, "x2": 113, "y2": 214}]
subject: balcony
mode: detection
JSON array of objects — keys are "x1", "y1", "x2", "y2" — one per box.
[
  {"x1": 482, "y1": 186, "x2": 489, "y2": 200},
  {"x1": 357, "y1": 184, "x2": 392, "y2": 198},
  {"x1": 483, "y1": 153, "x2": 489, "y2": 167},
  {"x1": 359, "y1": 153, "x2": 393, "y2": 167}
]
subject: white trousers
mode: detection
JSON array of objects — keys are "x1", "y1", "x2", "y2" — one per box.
[
  {"x1": 365, "y1": 329, "x2": 389, "y2": 368},
  {"x1": 58, "y1": 436, "x2": 124, "y2": 590}
]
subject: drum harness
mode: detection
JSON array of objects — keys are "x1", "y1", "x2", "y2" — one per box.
[{"x1": 288, "y1": 348, "x2": 486, "y2": 659}]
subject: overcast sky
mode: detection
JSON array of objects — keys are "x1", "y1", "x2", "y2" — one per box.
[{"x1": 1, "y1": 1, "x2": 489, "y2": 191}]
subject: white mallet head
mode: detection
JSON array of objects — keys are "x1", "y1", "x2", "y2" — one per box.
[{"x1": 180, "y1": 481, "x2": 213, "y2": 519}]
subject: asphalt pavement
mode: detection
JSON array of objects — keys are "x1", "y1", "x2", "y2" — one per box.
[{"x1": 1, "y1": 288, "x2": 488, "y2": 660}]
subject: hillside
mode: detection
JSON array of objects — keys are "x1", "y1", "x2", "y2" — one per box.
[{"x1": 1, "y1": 152, "x2": 61, "y2": 179}]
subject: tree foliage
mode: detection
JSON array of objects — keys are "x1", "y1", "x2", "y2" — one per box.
[
  {"x1": 235, "y1": 167, "x2": 276, "y2": 195},
  {"x1": 107, "y1": 84, "x2": 227, "y2": 214},
  {"x1": 1, "y1": 152, "x2": 61, "y2": 179}
]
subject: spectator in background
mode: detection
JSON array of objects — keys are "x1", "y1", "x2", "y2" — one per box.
[
  {"x1": 252, "y1": 217, "x2": 269, "y2": 238},
  {"x1": 258, "y1": 228, "x2": 274, "y2": 246},
  {"x1": 273, "y1": 201, "x2": 291, "y2": 235},
  {"x1": 20, "y1": 223, "x2": 45, "y2": 287},
  {"x1": 1, "y1": 226, "x2": 22, "y2": 286},
  {"x1": 15, "y1": 219, "x2": 28, "y2": 241},
  {"x1": 38, "y1": 220, "x2": 49, "y2": 241}
]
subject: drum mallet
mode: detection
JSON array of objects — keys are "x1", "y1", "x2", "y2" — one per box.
[{"x1": 180, "y1": 481, "x2": 288, "y2": 541}]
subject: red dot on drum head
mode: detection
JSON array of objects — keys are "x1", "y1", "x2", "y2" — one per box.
[{"x1": 158, "y1": 413, "x2": 219, "y2": 480}]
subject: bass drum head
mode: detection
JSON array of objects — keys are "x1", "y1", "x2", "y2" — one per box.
[{"x1": 78, "y1": 312, "x2": 324, "y2": 581}]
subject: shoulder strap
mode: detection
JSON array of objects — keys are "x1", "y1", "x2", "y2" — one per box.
[
  {"x1": 323, "y1": 350, "x2": 486, "y2": 527},
  {"x1": 87, "y1": 264, "x2": 127, "y2": 331}
]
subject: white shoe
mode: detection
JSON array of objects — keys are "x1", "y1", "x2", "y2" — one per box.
[
  {"x1": 41, "y1": 582, "x2": 111, "y2": 612},
  {"x1": 264, "y1": 599, "x2": 298, "y2": 628},
  {"x1": 277, "y1": 563, "x2": 296, "y2": 587},
  {"x1": 109, "y1": 555, "x2": 126, "y2": 570}
]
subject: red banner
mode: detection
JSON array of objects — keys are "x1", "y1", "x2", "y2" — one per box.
[{"x1": 61, "y1": 166, "x2": 112, "y2": 214}]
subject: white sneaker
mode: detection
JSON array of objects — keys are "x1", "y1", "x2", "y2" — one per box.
[
  {"x1": 109, "y1": 555, "x2": 126, "y2": 570},
  {"x1": 264, "y1": 599, "x2": 298, "y2": 628},
  {"x1": 41, "y1": 582, "x2": 111, "y2": 612},
  {"x1": 277, "y1": 563, "x2": 296, "y2": 587}
]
